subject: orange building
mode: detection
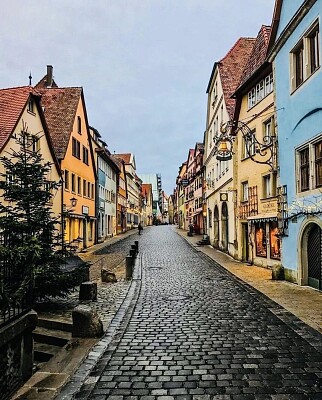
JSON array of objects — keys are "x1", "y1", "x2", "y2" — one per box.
[{"x1": 35, "y1": 66, "x2": 96, "y2": 251}]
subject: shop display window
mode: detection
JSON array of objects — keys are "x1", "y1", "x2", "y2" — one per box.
[
  {"x1": 269, "y1": 221, "x2": 281, "y2": 260},
  {"x1": 255, "y1": 222, "x2": 267, "y2": 257}
]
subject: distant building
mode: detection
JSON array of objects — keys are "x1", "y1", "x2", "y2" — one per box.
[{"x1": 139, "y1": 173, "x2": 162, "y2": 220}]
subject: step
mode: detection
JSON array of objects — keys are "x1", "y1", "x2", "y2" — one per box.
[
  {"x1": 34, "y1": 342, "x2": 63, "y2": 362},
  {"x1": 33, "y1": 326, "x2": 72, "y2": 347},
  {"x1": 37, "y1": 317, "x2": 73, "y2": 333}
]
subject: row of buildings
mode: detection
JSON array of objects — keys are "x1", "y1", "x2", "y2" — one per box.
[
  {"x1": 174, "y1": 0, "x2": 322, "y2": 291},
  {"x1": 0, "y1": 66, "x2": 164, "y2": 252}
]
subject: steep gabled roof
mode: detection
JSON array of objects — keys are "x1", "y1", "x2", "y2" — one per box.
[
  {"x1": 35, "y1": 87, "x2": 82, "y2": 159},
  {"x1": 217, "y1": 38, "x2": 256, "y2": 118},
  {"x1": 0, "y1": 86, "x2": 35, "y2": 149},
  {"x1": 237, "y1": 25, "x2": 272, "y2": 90}
]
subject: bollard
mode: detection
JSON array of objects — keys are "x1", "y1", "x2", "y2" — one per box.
[
  {"x1": 130, "y1": 248, "x2": 136, "y2": 258},
  {"x1": 131, "y1": 244, "x2": 137, "y2": 255},
  {"x1": 134, "y1": 240, "x2": 139, "y2": 253},
  {"x1": 126, "y1": 255, "x2": 133, "y2": 279}
]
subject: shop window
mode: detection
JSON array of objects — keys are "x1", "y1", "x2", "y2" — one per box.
[
  {"x1": 255, "y1": 222, "x2": 267, "y2": 257},
  {"x1": 269, "y1": 221, "x2": 281, "y2": 260}
]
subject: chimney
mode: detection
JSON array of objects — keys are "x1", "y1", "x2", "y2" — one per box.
[{"x1": 46, "y1": 65, "x2": 53, "y2": 87}]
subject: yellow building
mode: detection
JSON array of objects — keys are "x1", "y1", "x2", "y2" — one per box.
[
  {"x1": 112, "y1": 156, "x2": 128, "y2": 234},
  {"x1": 0, "y1": 86, "x2": 61, "y2": 218},
  {"x1": 36, "y1": 66, "x2": 96, "y2": 251},
  {"x1": 232, "y1": 26, "x2": 280, "y2": 268}
]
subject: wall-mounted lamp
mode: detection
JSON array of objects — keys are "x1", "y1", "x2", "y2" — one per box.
[{"x1": 214, "y1": 120, "x2": 277, "y2": 171}]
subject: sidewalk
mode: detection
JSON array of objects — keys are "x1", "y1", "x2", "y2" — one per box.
[{"x1": 176, "y1": 227, "x2": 322, "y2": 335}]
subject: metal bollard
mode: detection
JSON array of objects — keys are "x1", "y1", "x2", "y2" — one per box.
[
  {"x1": 126, "y1": 255, "x2": 133, "y2": 280},
  {"x1": 134, "y1": 240, "x2": 139, "y2": 253},
  {"x1": 131, "y1": 244, "x2": 137, "y2": 256}
]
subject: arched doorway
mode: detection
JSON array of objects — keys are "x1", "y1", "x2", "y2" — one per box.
[
  {"x1": 213, "y1": 205, "x2": 219, "y2": 248},
  {"x1": 306, "y1": 223, "x2": 322, "y2": 290},
  {"x1": 221, "y1": 202, "x2": 229, "y2": 251}
]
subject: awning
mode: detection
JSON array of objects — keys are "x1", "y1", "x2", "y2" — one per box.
[{"x1": 247, "y1": 213, "x2": 277, "y2": 223}]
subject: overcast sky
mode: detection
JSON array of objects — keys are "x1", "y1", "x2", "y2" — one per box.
[{"x1": 1, "y1": 0, "x2": 275, "y2": 194}]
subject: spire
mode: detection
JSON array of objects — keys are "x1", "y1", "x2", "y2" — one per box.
[{"x1": 29, "y1": 72, "x2": 32, "y2": 86}]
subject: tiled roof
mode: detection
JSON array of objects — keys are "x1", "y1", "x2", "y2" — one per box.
[
  {"x1": 238, "y1": 25, "x2": 272, "y2": 89},
  {"x1": 0, "y1": 86, "x2": 35, "y2": 150},
  {"x1": 35, "y1": 74, "x2": 58, "y2": 89},
  {"x1": 114, "y1": 153, "x2": 131, "y2": 164},
  {"x1": 218, "y1": 37, "x2": 256, "y2": 118},
  {"x1": 142, "y1": 183, "x2": 152, "y2": 194},
  {"x1": 36, "y1": 87, "x2": 82, "y2": 159}
]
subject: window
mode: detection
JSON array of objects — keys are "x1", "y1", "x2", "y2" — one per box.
[
  {"x1": 269, "y1": 221, "x2": 281, "y2": 260},
  {"x1": 242, "y1": 131, "x2": 256, "y2": 158},
  {"x1": 83, "y1": 146, "x2": 89, "y2": 165},
  {"x1": 32, "y1": 137, "x2": 40, "y2": 152},
  {"x1": 88, "y1": 182, "x2": 91, "y2": 198},
  {"x1": 64, "y1": 170, "x2": 69, "y2": 190},
  {"x1": 28, "y1": 99, "x2": 34, "y2": 113},
  {"x1": 77, "y1": 116, "x2": 82, "y2": 134},
  {"x1": 291, "y1": 22, "x2": 320, "y2": 91},
  {"x1": 263, "y1": 175, "x2": 271, "y2": 198},
  {"x1": 308, "y1": 23, "x2": 320, "y2": 75},
  {"x1": 72, "y1": 137, "x2": 81, "y2": 159},
  {"x1": 248, "y1": 73, "x2": 273, "y2": 109},
  {"x1": 299, "y1": 147, "x2": 310, "y2": 192},
  {"x1": 71, "y1": 173, "x2": 75, "y2": 193},
  {"x1": 241, "y1": 181, "x2": 249, "y2": 202},
  {"x1": 255, "y1": 222, "x2": 267, "y2": 257},
  {"x1": 263, "y1": 117, "x2": 274, "y2": 139},
  {"x1": 315, "y1": 140, "x2": 322, "y2": 187},
  {"x1": 78, "y1": 177, "x2": 81, "y2": 195},
  {"x1": 83, "y1": 179, "x2": 87, "y2": 197},
  {"x1": 91, "y1": 184, "x2": 94, "y2": 199}
]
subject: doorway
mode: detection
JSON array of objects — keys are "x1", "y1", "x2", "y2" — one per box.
[{"x1": 307, "y1": 223, "x2": 322, "y2": 290}]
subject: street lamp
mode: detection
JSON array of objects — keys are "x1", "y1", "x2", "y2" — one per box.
[{"x1": 214, "y1": 120, "x2": 277, "y2": 171}]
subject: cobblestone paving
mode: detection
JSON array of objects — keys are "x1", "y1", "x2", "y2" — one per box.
[{"x1": 63, "y1": 226, "x2": 322, "y2": 399}]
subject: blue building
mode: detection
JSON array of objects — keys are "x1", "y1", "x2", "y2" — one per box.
[{"x1": 269, "y1": 0, "x2": 322, "y2": 289}]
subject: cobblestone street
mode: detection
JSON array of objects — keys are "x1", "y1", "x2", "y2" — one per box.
[{"x1": 58, "y1": 226, "x2": 322, "y2": 400}]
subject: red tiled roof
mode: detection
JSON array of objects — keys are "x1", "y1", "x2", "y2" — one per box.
[
  {"x1": 218, "y1": 37, "x2": 256, "y2": 118},
  {"x1": 142, "y1": 183, "x2": 152, "y2": 195},
  {"x1": 114, "y1": 153, "x2": 131, "y2": 164},
  {"x1": 0, "y1": 86, "x2": 35, "y2": 150},
  {"x1": 238, "y1": 25, "x2": 272, "y2": 89},
  {"x1": 36, "y1": 87, "x2": 82, "y2": 159}
]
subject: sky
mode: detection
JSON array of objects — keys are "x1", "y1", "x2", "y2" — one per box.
[{"x1": 1, "y1": 0, "x2": 275, "y2": 195}]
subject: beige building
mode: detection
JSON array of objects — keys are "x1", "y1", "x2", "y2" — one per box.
[
  {"x1": 204, "y1": 38, "x2": 255, "y2": 257},
  {"x1": 0, "y1": 87, "x2": 61, "y2": 219},
  {"x1": 232, "y1": 26, "x2": 280, "y2": 268}
]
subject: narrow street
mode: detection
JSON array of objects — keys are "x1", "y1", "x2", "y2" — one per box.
[{"x1": 58, "y1": 226, "x2": 322, "y2": 399}]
